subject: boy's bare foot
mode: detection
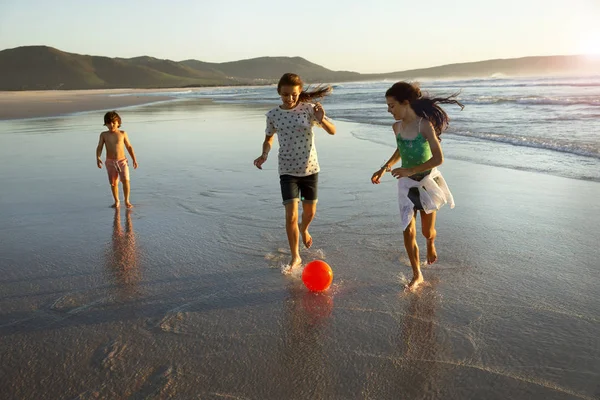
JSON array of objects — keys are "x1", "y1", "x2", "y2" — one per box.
[
  {"x1": 299, "y1": 224, "x2": 313, "y2": 249},
  {"x1": 426, "y1": 239, "x2": 437, "y2": 265},
  {"x1": 111, "y1": 202, "x2": 120, "y2": 208},
  {"x1": 125, "y1": 202, "x2": 133, "y2": 209}
]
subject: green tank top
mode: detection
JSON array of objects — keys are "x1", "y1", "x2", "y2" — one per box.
[{"x1": 396, "y1": 118, "x2": 432, "y2": 171}]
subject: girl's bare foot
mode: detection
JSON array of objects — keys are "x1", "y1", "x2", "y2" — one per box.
[
  {"x1": 299, "y1": 224, "x2": 313, "y2": 249},
  {"x1": 125, "y1": 202, "x2": 133, "y2": 209},
  {"x1": 111, "y1": 202, "x2": 120, "y2": 208},
  {"x1": 426, "y1": 239, "x2": 437, "y2": 264},
  {"x1": 282, "y1": 257, "x2": 302, "y2": 275},
  {"x1": 290, "y1": 256, "x2": 302, "y2": 269},
  {"x1": 406, "y1": 273, "x2": 424, "y2": 291}
]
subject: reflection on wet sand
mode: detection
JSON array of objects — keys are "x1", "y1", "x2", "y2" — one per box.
[
  {"x1": 273, "y1": 283, "x2": 335, "y2": 398},
  {"x1": 365, "y1": 283, "x2": 445, "y2": 398},
  {"x1": 399, "y1": 287, "x2": 443, "y2": 394},
  {"x1": 106, "y1": 209, "x2": 141, "y2": 299}
]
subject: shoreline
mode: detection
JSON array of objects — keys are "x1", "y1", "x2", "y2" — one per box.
[
  {"x1": 0, "y1": 88, "x2": 195, "y2": 120},
  {"x1": 3, "y1": 87, "x2": 599, "y2": 185},
  {"x1": 0, "y1": 101, "x2": 598, "y2": 400}
]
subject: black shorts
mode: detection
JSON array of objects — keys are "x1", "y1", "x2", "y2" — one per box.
[
  {"x1": 407, "y1": 187, "x2": 424, "y2": 211},
  {"x1": 280, "y1": 173, "x2": 318, "y2": 205},
  {"x1": 407, "y1": 171, "x2": 439, "y2": 211}
]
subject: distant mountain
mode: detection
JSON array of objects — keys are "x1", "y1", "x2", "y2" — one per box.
[
  {"x1": 123, "y1": 56, "x2": 229, "y2": 80},
  {"x1": 0, "y1": 46, "x2": 239, "y2": 90},
  {"x1": 0, "y1": 46, "x2": 359, "y2": 90},
  {"x1": 0, "y1": 46, "x2": 598, "y2": 91},
  {"x1": 366, "y1": 55, "x2": 600, "y2": 80},
  {"x1": 181, "y1": 56, "x2": 360, "y2": 82}
]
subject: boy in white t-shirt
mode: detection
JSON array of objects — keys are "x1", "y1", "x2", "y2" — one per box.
[{"x1": 253, "y1": 73, "x2": 336, "y2": 272}]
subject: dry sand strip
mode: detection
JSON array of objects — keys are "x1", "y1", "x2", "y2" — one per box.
[{"x1": 0, "y1": 89, "x2": 185, "y2": 120}]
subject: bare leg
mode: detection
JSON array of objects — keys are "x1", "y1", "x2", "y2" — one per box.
[
  {"x1": 123, "y1": 180, "x2": 133, "y2": 208},
  {"x1": 110, "y1": 183, "x2": 120, "y2": 208},
  {"x1": 420, "y1": 210, "x2": 437, "y2": 264},
  {"x1": 284, "y1": 202, "x2": 302, "y2": 268},
  {"x1": 299, "y1": 201, "x2": 316, "y2": 248},
  {"x1": 403, "y1": 212, "x2": 423, "y2": 290}
]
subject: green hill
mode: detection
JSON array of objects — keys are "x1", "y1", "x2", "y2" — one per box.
[
  {"x1": 0, "y1": 45, "x2": 598, "y2": 91},
  {"x1": 0, "y1": 46, "x2": 238, "y2": 90},
  {"x1": 181, "y1": 56, "x2": 360, "y2": 82},
  {"x1": 0, "y1": 46, "x2": 357, "y2": 90},
  {"x1": 125, "y1": 56, "x2": 229, "y2": 80}
]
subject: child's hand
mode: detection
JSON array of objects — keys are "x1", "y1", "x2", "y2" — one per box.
[
  {"x1": 314, "y1": 103, "x2": 325, "y2": 122},
  {"x1": 253, "y1": 154, "x2": 268, "y2": 169},
  {"x1": 391, "y1": 168, "x2": 411, "y2": 179},
  {"x1": 97, "y1": 159, "x2": 103, "y2": 169},
  {"x1": 133, "y1": 160, "x2": 138, "y2": 169},
  {"x1": 371, "y1": 168, "x2": 386, "y2": 184}
]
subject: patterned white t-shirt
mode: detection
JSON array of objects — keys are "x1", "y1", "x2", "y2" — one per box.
[{"x1": 265, "y1": 102, "x2": 327, "y2": 177}]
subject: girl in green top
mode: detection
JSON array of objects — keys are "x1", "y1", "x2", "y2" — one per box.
[{"x1": 371, "y1": 82, "x2": 463, "y2": 290}]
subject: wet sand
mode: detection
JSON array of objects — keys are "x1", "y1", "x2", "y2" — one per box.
[
  {"x1": 0, "y1": 88, "x2": 201, "y2": 120},
  {"x1": 0, "y1": 99, "x2": 598, "y2": 399}
]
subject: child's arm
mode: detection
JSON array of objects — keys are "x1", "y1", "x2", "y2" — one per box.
[
  {"x1": 391, "y1": 121, "x2": 443, "y2": 179},
  {"x1": 96, "y1": 133, "x2": 105, "y2": 168},
  {"x1": 372, "y1": 149, "x2": 400, "y2": 184},
  {"x1": 313, "y1": 103, "x2": 336, "y2": 135},
  {"x1": 254, "y1": 134, "x2": 275, "y2": 170},
  {"x1": 123, "y1": 132, "x2": 138, "y2": 169}
]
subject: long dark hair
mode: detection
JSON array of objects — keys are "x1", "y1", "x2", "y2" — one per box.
[
  {"x1": 385, "y1": 82, "x2": 463, "y2": 139},
  {"x1": 277, "y1": 73, "x2": 332, "y2": 103}
]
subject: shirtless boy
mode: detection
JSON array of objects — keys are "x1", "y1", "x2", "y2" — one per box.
[{"x1": 96, "y1": 111, "x2": 138, "y2": 208}]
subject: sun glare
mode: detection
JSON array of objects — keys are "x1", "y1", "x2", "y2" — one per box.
[{"x1": 580, "y1": 34, "x2": 600, "y2": 56}]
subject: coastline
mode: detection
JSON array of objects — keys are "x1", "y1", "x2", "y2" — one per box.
[{"x1": 0, "y1": 88, "x2": 193, "y2": 120}]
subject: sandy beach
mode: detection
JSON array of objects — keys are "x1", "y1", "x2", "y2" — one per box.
[
  {"x1": 0, "y1": 88, "x2": 199, "y2": 120},
  {"x1": 0, "y1": 93, "x2": 598, "y2": 399}
]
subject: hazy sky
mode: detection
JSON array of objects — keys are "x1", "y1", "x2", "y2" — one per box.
[{"x1": 1, "y1": 0, "x2": 599, "y2": 73}]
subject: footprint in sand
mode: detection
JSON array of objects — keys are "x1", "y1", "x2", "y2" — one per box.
[
  {"x1": 129, "y1": 365, "x2": 176, "y2": 399},
  {"x1": 92, "y1": 339, "x2": 127, "y2": 372}
]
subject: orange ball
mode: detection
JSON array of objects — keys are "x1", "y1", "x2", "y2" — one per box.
[{"x1": 302, "y1": 260, "x2": 333, "y2": 291}]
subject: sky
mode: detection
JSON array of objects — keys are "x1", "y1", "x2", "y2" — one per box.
[{"x1": 0, "y1": 0, "x2": 599, "y2": 73}]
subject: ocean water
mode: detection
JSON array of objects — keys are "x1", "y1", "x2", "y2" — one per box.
[
  {"x1": 1, "y1": 83, "x2": 599, "y2": 399},
  {"x1": 140, "y1": 75, "x2": 600, "y2": 182}
]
